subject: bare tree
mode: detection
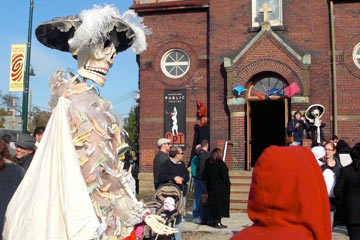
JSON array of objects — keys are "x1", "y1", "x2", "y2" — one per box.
[{"x1": 0, "y1": 93, "x2": 21, "y2": 114}]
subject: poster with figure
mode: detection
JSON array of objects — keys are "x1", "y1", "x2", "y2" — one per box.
[{"x1": 164, "y1": 89, "x2": 186, "y2": 149}]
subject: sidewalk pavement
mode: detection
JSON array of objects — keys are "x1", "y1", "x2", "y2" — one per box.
[
  {"x1": 182, "y1": 212, "x2": 252, "y2": 234},
  {"x1": 182, "y1": 212, "x2": 349, "y2": 239}
]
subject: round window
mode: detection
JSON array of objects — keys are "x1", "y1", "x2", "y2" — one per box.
[
  {"x1": 353, "y1": 43, "x2": 360, "y2": 69},
  {"x1": 161, "y1": 49, "x2": 190, "y2": 78}
]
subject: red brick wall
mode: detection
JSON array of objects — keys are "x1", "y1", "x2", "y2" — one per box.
[
  {"x1": 137, "y1": 9, "x2": 209, "y2": 172},
  {"x1": 208, "y1": 0, "x2": 332, "y2": 168},
  {"x1": 135, "y1": 1, "x2": 360, "y2": 171},
  {"x1": 333, "y1": 2, "x2": 360, "y2": 146}
]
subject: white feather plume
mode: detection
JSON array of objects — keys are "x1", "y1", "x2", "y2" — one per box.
[
  {"x1": 68, "y1": 5, "x2": 151, "y2": 54},
  {"x1": 121, "y1": 10, "x2": 152, "y2": 54}
]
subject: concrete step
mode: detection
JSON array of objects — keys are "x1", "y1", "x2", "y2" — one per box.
[
  {"x1": 229, "y1": 170, "x2": 253, "y2": 177},
  {"x1": 231, "y1": 184, "x2": 251, "y2": 192},
  {"x1": 230, "y1": 192, "x2": 249, "y2": 200},
  {"x1": 230, "y1": 202, "x2": 248, "y2": 211},
  {"x1": 230, "y1": 177, "x2": 252, "y2": 185},
  {"x1": 230, "y1": 208, "x2": 248, "y2": 213},
  {"x1": 229, "y1": 171, "x2": 251, "y2": 212}
]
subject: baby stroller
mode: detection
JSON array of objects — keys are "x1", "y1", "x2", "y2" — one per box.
[{"x1": 141, "y1": 183, "x2": 184, "y2": 240}]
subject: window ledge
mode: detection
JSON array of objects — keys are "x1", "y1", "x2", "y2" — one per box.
[{"x1": 248, "y1": 25, "x2": 287, "y2": 32}]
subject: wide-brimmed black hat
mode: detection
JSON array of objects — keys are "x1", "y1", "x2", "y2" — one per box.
[
  {"x1": 305, "y1": 104, "x2": 325, "y2": 120},
  {"x1": 35, "y1": 15, "x2": 135, "y2": 54}
]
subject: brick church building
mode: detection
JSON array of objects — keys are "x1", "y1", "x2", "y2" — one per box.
[{"x1": 131, "y1": 0, "x2": 360, "y2": 173}]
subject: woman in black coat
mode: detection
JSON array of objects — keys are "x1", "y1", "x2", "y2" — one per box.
[
  {"x1": 204, "y1": 148, "x2": 231, "y2": 228},
  {"x1": 334, "y1": 143, "x2": 360, "y2": 240},
  {"x1": 0, "y1": 141, "x2": 24, "y2": 239}
]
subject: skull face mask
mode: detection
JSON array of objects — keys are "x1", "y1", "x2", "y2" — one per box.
[
  {"x1": 74, "y1": 31, "x2": 118, "y2": 86},
  {"x1": 311, "y1": 108, "x2": 320, "y2": 118}
]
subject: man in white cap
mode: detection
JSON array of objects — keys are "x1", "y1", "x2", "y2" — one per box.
[{"x1": 153, "y1": 138, "x2": 171, "y2": 189}]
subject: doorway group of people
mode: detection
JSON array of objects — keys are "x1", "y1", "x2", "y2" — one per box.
[
  {"x1": 190, "y1": 139, "x2": 231, "y2": 229},
  {"x1": 312, "y1": 139, "x2": 360, "y2": 240},
  {"x1": 287, "y1": 109, "x2": 360, "y2": 239}
]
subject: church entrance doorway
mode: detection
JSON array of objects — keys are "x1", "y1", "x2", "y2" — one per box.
[
  {"x1": 246, "y1": 73, "x2": 289, "y2": 169},
  {"x1": 249, "y1": 100, "x2": 286, "y2": 167}
]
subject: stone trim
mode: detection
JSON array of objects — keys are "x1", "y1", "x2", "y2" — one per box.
[
  {"x1": 131, "y1": 0, "x2": 210, "y2": 12},
  {"x1": 230, "y1": 112, "x2": 246, "y2": 117},
  {"x1": 140, "y1": 118, "x2": 163, "y2": 123},
  {"x1": 291, "y1": 96, "x2": 309, "y2": 103},
  {"x1": 227, "y1": 97, "x2": 246, "y2": 106},
  {"x1": 233, "y1": 58, "x2": 306, "y2": 95},
  {"x1": 338, "y1": 115, "x2": 360, "y2": 121},
  {"x1": 232, "y1": 22, "x2": 308, "y2": 66}
]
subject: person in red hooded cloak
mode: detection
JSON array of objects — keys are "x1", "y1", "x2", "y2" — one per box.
[{"x1": 231, "y1": 146, "x2": 331, "y2": 240}]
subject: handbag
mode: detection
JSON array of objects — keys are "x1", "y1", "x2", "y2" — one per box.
[{"x1": 286, "y1": 135, "x2": 294, "y2": 144}]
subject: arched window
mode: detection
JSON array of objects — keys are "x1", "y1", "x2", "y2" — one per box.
[{"x1": 248, "y1": 74, "x2": 287, "y2": 99}]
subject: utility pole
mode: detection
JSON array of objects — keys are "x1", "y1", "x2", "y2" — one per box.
[
  {"x1": 29, "y1": 88, "x2": 33, "y2": 132},
  {"x1": 22, "y1": 0, "x2": 34, "y2": 133},
  {"x1": 12, "y1": 97, "x2": 15, "y2": 129}
]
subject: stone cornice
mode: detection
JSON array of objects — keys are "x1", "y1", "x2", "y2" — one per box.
[{"x1": 131, "y1": 0, "x2": 209, "y2": 13}]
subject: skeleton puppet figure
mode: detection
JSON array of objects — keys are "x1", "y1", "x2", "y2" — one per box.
[
  {"x1": 50, "y1": 6, "x2": 150, "y2": 239},
  {"x1": 305, "y1": 104, "x2": 326, "y2": 146},
  {"x1": 3, "y1": 5, "x2": 174, "y2": 240}
]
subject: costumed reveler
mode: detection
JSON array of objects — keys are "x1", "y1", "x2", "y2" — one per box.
[{"x1": 3, "y1": 5, "x2": 176, "y2": 240}]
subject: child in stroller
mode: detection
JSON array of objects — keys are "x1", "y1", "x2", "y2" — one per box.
[{"x1": 139, "y1": 183, "x2": 184, "y2": 240}]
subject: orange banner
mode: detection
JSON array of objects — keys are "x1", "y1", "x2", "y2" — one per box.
[{"x1": 9, "y1": 44, "x2": 26, "y2": 92}]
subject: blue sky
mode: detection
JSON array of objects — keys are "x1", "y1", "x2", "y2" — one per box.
[{"x1": 1, "y1": 0, "x2": 139, "y2": 118}]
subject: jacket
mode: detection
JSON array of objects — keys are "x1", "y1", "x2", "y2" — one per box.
[
  {"x1": 287, "y1": 119, "x2": 309, "y2": 143},
  {"x1": 204, "y1": 159, "x2": 231, "y2": 219},
  {"x1": 197, "y1": 149, "x2": 210, "y2": 180},
  {"x1": 158, "y1": 158, "x2": 189, "y2": 195},
  {"x1": 153, "y1": 151, "x2": 169, "y2": 189},
  {"x1": 334, "y1": 163, "x2": 360, "y2": 224},
  {"x1": 0, "y1": 163, "x2": 24, "y2": 239},
  {"x1": 231, "y1": 146, "x2": 331, "y2": 240}
]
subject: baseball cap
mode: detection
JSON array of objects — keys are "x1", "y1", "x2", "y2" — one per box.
[{"x1": 157, "y1": 138, "x2": 171, "y2": 147}]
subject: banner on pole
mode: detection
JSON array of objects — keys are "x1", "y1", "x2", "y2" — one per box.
[
  {"x1": 164, "y1": 89, "x2": 186, "y2": 149},
  {"x1": 9, "y1": 44, "x2": 26, "y2": 92}
]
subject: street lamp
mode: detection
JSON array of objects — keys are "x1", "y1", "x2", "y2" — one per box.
[{"x1": 22, "y1": 0, "x2": 34, "y2": 133}]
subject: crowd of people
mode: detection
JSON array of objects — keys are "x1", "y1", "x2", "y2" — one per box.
[
  {"x1": 0, "y1": 127, "x2": 44, "y2": 239},
  {"x1": 286, "y1": 110, "x2": 360, "y2": 239},
  {"x1": 2, "y1": 111, "x2": 360, "y2": 240},
  {"x1": 153, "y1": 137, "x2": 231, "y2": 240}
]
